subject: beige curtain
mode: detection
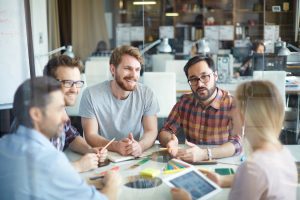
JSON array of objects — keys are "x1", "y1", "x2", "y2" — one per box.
[
  {"x1": 72, "y1": 0, "x2": 110, "y2": 60},
  {"x1": 47, "y1": 0, "x2": 61, "y2": 51}
]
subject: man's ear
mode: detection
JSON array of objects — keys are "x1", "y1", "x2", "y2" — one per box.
[
  {"x1": 110, "y1": 64, "x2": 115, "y2": 78},
  {"x1": 29, "y1": 107, "x2": 42, "y2": 123}
]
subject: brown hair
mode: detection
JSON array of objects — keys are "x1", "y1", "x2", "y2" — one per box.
[
  {"x1": 252, "y1": 40, "x2": 265, "y2": 52},
  {"x1": 43, "y1": 55, "x2": 83, "y2": 79},
  {"x1": 109, "y1": 45, "x2": 144, "y2": 67},
  {"x1": 13, "y1": 77, "x2": 61, "y2": 128},
  {"x1": 183, "y1": 55, "x2": 215, "y2": 78}
]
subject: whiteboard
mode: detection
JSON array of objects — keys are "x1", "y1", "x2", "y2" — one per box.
[{"x1": 0, "y1": 0, "x2": 30, "y2": 109}]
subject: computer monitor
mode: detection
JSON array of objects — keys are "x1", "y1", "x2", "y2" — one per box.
[{"x1": 252, "y1": 53, "x2": 286, "y2": 71}]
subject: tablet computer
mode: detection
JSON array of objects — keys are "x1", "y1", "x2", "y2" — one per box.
[{"x1": 164, "y1": 167, "x2": 221, "y2": 200}]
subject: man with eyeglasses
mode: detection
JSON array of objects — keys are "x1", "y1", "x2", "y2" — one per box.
[
  {"x1": 43, "y1": 55, "x2": 107, "y2": 172},
  {"x1": 159, "y1": 56, "x2": 242, "y2": 162}
]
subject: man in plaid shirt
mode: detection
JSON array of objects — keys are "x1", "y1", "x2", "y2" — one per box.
[
  {"x1": 44, "y1": 55, "x2": 107, "y2": 172},
  {"x1": 159, "y1": 56, "x2": 242, "y2": 162}
]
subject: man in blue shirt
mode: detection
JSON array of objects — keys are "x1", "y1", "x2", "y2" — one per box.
[{"x1": 0, "y1": 77, "x2": 120, "y2": 200}]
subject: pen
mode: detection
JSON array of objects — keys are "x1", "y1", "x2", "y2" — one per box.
[
  {"x1": 89, "y1": 175, "x2": 104, "y2": 180},
  {"x1": 129, "y1": 157, "x2": 150, "y2": 169},
  {"x1": 99, "y1": 166, "x2": 120, "y2": 175},
  {"x1": 159, "y1": 147, "x2": 176, "y2": 151},
  {"x1": 102, "y1": 138, "x2": 115, "y2": 151},
  {"x1": 192, "y1": 160, "x2": 218, "y2": 165}
]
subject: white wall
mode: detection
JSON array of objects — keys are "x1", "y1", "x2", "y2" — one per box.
[{"x1": 30, "y1": 0, "x2": 48, "y2": 76}]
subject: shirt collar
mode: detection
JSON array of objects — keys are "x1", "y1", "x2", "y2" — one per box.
[
  {"x1": 209, "y1": 88, "x2": 223, "y2": 110},
  {"x1": 16, "y1": 125, "x2": 54, "y2": 149}
]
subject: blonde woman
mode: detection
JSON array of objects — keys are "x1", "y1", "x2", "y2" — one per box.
[{"x1": 171, "y1": 80, "x2": 298, "y2": 200}]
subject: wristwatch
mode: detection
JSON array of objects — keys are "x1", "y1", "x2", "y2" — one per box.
[{"x1": 207, "y1": 148, "x2": 212, "y2": 160}]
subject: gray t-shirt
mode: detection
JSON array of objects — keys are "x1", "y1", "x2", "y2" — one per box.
[
  {"x1": 229, "y1": 147, "x2": 297, "y2": 200},
  {"x1": 79, "y1": 80, "x2": 159, "y2": 141}
]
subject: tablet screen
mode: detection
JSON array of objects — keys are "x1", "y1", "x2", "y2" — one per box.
[{"x1": 169, "y1": 170, "x2": 217, "y2": 200}]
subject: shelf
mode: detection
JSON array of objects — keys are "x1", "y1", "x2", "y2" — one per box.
[
  {"x1": 205, "y1": 9, "x2": 233, "y2": 13},
  {"x1": 235, "y1": 9, "x2": 263, "y2": 13},
  {"x1": 265, "y1": 11, "x2": 294, "y2": 14}
]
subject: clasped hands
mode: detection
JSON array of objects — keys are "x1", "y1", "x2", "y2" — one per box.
[
  {"x1": 166, "y1": 134, "x2": 207, "y2": 162},
  {"x1": 116, "y1": 133, "x2": 142, "y2": 157}
]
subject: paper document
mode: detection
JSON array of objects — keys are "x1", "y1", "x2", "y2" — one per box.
[{"x1": 107, "y1": 147, "x2": 159, "y2": 162}]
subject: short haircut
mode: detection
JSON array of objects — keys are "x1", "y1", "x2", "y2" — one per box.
[
  {"x1": 43, "y1": 55, "x2": 83, "y2": 79},
  {"x1": 183, "y1": 55, "x2": 215, "y2": 78},
  {"x1": 13, "y1": 77, "x2": 61, "y2": 129},
  {"x1": 235, "y1": 80, "x2": 284, "y2": 145},
  {"x1": 109, "y1": 45, "x2": 144, "y2": 67}
]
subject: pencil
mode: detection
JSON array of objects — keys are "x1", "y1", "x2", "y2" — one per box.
[
  {"x1": 89, "y1": 175, "x2": 104, "y2": 180},
  {"x1": 102, "y1": 138, "x2": 115, "y2": 150},
  {"x1": 159, "y1": 147, "x2": 176, "y2": 151}
]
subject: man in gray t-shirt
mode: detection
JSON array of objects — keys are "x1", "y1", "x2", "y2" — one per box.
[{"x1": 79, "y1": 45, "x2": 159, "y2": 157}]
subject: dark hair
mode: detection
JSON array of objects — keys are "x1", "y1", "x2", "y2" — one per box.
[
  {"x1": 12, "y1": 77, "x2": 61, "y2": 128},
  {"x1": 109, "y1": 45, "x2": 144, "y2": 67},
  {"x1": 43, "y1": 55, "x2": 83, "y2": 79},
  {"x1": 183, "y1": 55, "x2": 215, "y2": 78},
  {"x1": 252, "y1": 40, "x2": 265, "y2": 52}
]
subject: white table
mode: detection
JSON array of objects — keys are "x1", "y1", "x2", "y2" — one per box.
[{"x1": 65, "y1": 145, "x2": 300, "y2": 200}]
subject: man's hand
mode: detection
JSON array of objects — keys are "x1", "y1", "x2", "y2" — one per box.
[
  {"x1": 98, "y1": 147, "x2": 108, "y2": 162},
  {"x1": 126, "y1": 133, "x2": 142, "y2": 157},
  {"x1": 86, "y1": 147, "x2": 108, "y2": 162},
  {"x1": 198, "y1": 168, "x2": 233, "y2": 188},
  {"x1": 101, "y1": 171, "x2": 122, "y2": 200},
  {"x1": 166, "y1": 134, "x2": 179, "y2": 157},
  {"x1": 72, "y1": 153, "x2": 99, "y2": 172},
  {"x1": 176, "y1": 140, "x2": 207, "y2": 162},
  {"x1": 114, "y1": 138, "x2": 132, "y2": 156}
]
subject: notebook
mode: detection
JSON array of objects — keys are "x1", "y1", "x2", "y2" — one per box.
[{"x1": 107, "y1": 148, "x2": 157, "y2": 162}]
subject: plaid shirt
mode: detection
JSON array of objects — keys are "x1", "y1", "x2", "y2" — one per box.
[
  {"x1": 51, "y1": 119, "x2": 80, "y2": 151},
  {"x1": 161, "y1": 88, "x2": 242, "y2": 155}
]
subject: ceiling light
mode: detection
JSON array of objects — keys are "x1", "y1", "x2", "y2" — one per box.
[
  {"x1": 165, "y1": 12, "x2": 179, "y2": 17},
  {"x1": 133, "y1": 1, "x2": 157, "y2": 5}
]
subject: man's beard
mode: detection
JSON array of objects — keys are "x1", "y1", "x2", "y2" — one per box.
[
  {"x1": 192, "y1": 82, "x2": 216, "y2": 102},
  {"x1": 115, "y1": 73, "x2": 137, "y2": 91}
]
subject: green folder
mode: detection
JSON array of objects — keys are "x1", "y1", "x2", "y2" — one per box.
[{"x1": 214, "y1": 168, "x2": 235, "y2": 175}]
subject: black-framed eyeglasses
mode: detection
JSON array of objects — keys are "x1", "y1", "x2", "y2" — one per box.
[
  {"x1": 57, "y1": 80, "x2": 84, "y2": 88},
  {"x1": 188, "y1": 73, "x2": 214, "y2": 86}
]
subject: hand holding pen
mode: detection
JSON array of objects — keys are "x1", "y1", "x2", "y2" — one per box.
[{"x1": 166, "y1": 134, "x2": 179, "y2": 157}]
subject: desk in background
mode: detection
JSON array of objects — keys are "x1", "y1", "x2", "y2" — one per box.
[{"x1": 65, "y1": 144, "x2": 300, "y2": 200}]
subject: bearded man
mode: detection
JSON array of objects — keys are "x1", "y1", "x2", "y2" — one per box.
[
  {"x1": 79, "y1": 45, "x2": 159, "y2": 157},
  {"x1": 159, "y1": 56, "x2": 242, "y2": 162}
]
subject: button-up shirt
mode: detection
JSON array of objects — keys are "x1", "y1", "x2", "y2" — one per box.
[
  {"x1": 51, "y1": 119, "x2": 80, "y2": 151},
  {"x1": 0, "y1": 125, "x2": 107, "y2": 200},
  {"x1": 161, "y1": 88, "x2": 242, "y2": 155}
]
